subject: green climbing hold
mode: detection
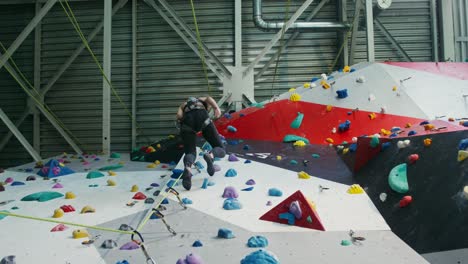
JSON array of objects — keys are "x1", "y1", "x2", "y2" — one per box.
[
  {"x1": 251, "y1": 102, "x2": 265, "y2": 108},
  {"x1": 21, "y1": 191, "x2": 64, "y2": 202},
  {"x1": 283, "y1": 135, "x2": 310, "y2": 144},
  {"x1": 341, "y1": 240, "x2": 352, "y2": 246},
  {"x1": 312, "y1": 154, "x2": 320, "y2": 159},
  {"x1": 98, "y1": 164, "x2": 124, "y2": 171},
  {"x1": 290, "y1": 160, "x2": 298, "y2": 165},
  {"x1": 290, "y1": 112, "x2": 304, "y2": 129},
  {"x1": 370, "y1": 136, "x2": 380, "y2": 148},
  {"x1": 11, "y1": 206, "x2": 18, "y2": 210},
  {"x1": 110, "y1": 152, "x2": 121, "y2": 159},
  {"x1": 306, "y1": 215, "x2": 312, "y2": 223},
  {"x1": 86, "y1": 171, "x2": 104, "y2": 179},
  {"x1": 0, "y1": 210, "x2": 9, "y2": 220},
  {"x1": 139, "y1": 156, "x2": 145, "y2": 161},
  {"x1": 388, "y1": 163, "x2": 409, "y2": 193}
]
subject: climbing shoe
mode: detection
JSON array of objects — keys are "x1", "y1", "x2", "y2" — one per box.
[
  {"x1": 182, "y1": 168, "x2": 192, "y2": 191},
  {"x1": 204, "y1": 153, "x2": 215, "y2": 176}
]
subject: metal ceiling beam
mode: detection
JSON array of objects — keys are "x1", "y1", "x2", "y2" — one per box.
[
  {"x1": 102, "y1": 0, "x2": 112, "y2": 154},
  {"x1": 374, "y1": 19, "x2": 412, "y2": 62},
  {"x1": 144, "y1": 0, "x2": 223, "y2": 80},
  {"x1": 0, "y1": 0, "x2": 128, "y2": 153},
  {"x1": 234, "y1": 0, "x2": 242, "y2": 67},
  {"x1": 0, "y1": 108, "x2": 42, "y2": 161},
  {"x1": 0, "y1": 0, "x2": 91, "y2": 4},
  {"x1": 151, "y1": 0, "x2": 232, "y2": 79},
  {"x1": 33, "y1": 1, "x2": 42, "y2": 153},
  {"x1": 131, "y1": 0, "x2": 137, "y2": 149},
  {"x1": 244, "y1": 0, "x2": 315, "y2": 77},
  {"x1": 0, "y1": 0, "x2": 57, "y2": 71},
  {"x1": 365, "y1": 0, "x2": 374, "y2": 62},
  {"x1": 254, "y1": 0, "x2": 329, "y2": 81},
  {"x1": 348, "y1": 0, "x2": 363, "y2": 65}
]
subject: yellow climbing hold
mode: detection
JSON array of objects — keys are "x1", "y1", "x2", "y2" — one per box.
[
  {"x1": 276, "y1": 155, "x2": 282, "y2": 161},
  {"x1": 108, "y1": 171, "x2": 117, "y2": 176},
  {"x1": 298, "y1": 171, "x2": 311, "y2": 179},
  {"x1": 118, "y1": 161, "x2": 125, "y2": 165},
  {"x1": 59, "y1": 162, "x2": 65, "y2": 167},
  {"x1": 53, "y1": 209, "x2": 64, "y2": 218},
  {"x1": 424, "y1": 124, "x2": 435, "y2": 131},
  {"x1": 107, "y1": 179, "x2": 116, "y2": 186},
  {"x1": 392, "y1": 86, "x2": 397, "y2": 91},
  {"x1": 289, "y1": 88, "x2": 296, "y2": 92},
  {"x1": 156, "y1": 144, "x2": 161, "y2": 149},
  {"x1": 405, "y1": 123, "x2": 412, "y2": 128},
  {"x1": 380, "y1": 129, "x2": 391, "y2": 136},
  {"x1": 326, "y1": 138, "x2": 334, "y2": 144},
  {"x1": 154, "y1": 160, "x2": 161, "y2": 165},
  {"x1": 72, "y1": 229, "x2": 89, "y2": 239},
  {"x1": 326, "y1": 105, "x2": 333, "y2": 112},
  {"x1": 290, "y1": 93, "x2": 301, "y2": 102},
  {"x1": 293, "y1": 140, "x2": 306, "y2": 147},
  {"x1": 463, "y1": 186, "x2": 468, "y2": 200},
  {"x1": 321, "y1": 80, "x2": 331, "y2": 89},
  {"x1": 303, "y1": 83, "x2": 310, "y2": 88},
  {"x1": 131, "y1": 185, "x2": 139, "y2": 192},
  {"x1": 458, "y1": 150, "x2": 468, "y2": 162},
  {"x1": 65, "y1": 192, "x2": 76, "y2": 199},
  {"x1": 343, "y1": 65, "x2": 350, "y2": 72},
  {"x1": 342, "y1": 148, "x2": 349, "y2": 154},
  {"x1": 147, "y1": 146, "x2": 156, "y2": 153},
  {"x1": 423, "y1": 138, "x2": 432, "y2": 147},
  {"x1": 347, "y1": 184, "x2": 364, "y2": 194},
  {"x1": 368, "y1": 113, "x2": 376, "y2": 120},
  {"x1": 80, "y1": 205, "x2": 95, "y2": 214},
  {"x1": 147, "y1": 163, "x2": 157, "y2": 168},
  {"x1": 168, "y1": 135, "x2": 175, "y2": 139}
]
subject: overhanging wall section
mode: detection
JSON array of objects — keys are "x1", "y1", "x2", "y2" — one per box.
[{"x1": 0, "y1": 4, "x2": 35, "y2": 168}]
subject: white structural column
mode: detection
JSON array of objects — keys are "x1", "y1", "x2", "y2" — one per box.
[
  {"x1": 430, "y1": 0, "x2": 439, "y2": 61},
  {"x1": 103, "y1": 0, "x2": 112, "y2": 154},
  {"x1": 243, "y1": 0, "x2": 315, "y2": 76},
  {"x1": 365, "y1": 0, "x2": 374, "y2": 62},
  {"x1": 0, "y1": 108, "x2": 42, "y2": 161},
  {"x1": 0, "y1": 0, "x2": 57, "y2": 71},
  {"x1": 234, "y1": 0, "x2": 242, "y2": 67},
  {"x1": 33, "y1": 1, "x2": 42, "y2": 153},
  {"x1": 131, "y1": 0, "x2": 137, "y2": 149}
]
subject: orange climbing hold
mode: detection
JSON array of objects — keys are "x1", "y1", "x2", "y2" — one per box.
[
  {"x1": 423, "y1": 138, "x2": 432, "y2": 147},
  {"x1": 405, "y1": 123, "x2": 412, "y2": 128},
  {"x1": 368, "y1": 113, "x2": 377, "y2": 120},
  {"x1": 325, "y1": 138, "x2": 334, "y2": 144},
  {"x1": 326, "y1": 105, "x2": 333, "y2": 112},
  {"x1": 380, "y1": 129, "x2": 391, "y2": 136},
  {"x1": 343, "y1": 65, "x2": 351, "y2": 72},
  {"x1": 424, "y1": 124, "x2": 435, "y2": 130},
  {"x1": 321, "y1": 80, "x2": 331, "y2": 89}
]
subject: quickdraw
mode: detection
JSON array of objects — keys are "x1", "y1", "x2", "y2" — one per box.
[
  {"x1": 131, "y1": 231, "x2": 156, "y2": 264},
  {"x1": 167, "y1": 187, "x2": 187, "y2": 210},
  {"x1": 151, "y1": 209, "x2": 176, "y2": 236}
]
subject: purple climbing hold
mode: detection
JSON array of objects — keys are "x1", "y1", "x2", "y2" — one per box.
[
  {"x1": 213, "y1": 164, "x2": 221, "y2": 172},
  {"x1": 289, "y1": 200, "x2": 302, "y2": 219},
  {"x1": 266, "y1": 201, "x2": 272, "y2": 206},
  {"x1": 52, "y1": 183, "x2": 63, "y2": 189},
  {"x1": 150, "y1": 183, "x2": 160, "y2": 187},
  {"x1": 119, "y1": 241, "x2": 139, "y2": 250},
  {"x1": 5, "y1": 178, "x2": 13, "y2": 184},
  {"x1": 228, "y1": 154, "x2": 239, "y2": 162},
  {"x1": 176, "y1": 253, "x2": 204, "y2": 264},
  {"x1": 246, "y1": 179, "x2": 256, "y2": 185},
  {"x1": 222, "y1": 186, "x2": 239, "y2": 198}
]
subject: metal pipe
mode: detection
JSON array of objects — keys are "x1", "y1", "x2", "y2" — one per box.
[{"x1": 253, "y1": 0, "x2": 350, "y2": 31}]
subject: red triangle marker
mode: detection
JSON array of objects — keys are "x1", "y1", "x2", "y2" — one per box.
[{"x1": 259, "y1": 190, "x2": 325, "y2": 231}]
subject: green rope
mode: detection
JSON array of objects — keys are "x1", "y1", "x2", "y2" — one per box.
[
  {"x1": 271, "y1": 0, "x2": 292, "y2": 95},
  {"x1": 189, "y1": 0, "x2": 211, "y2": 93}
]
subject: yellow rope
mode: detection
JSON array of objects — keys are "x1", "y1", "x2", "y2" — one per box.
[
  {"x1": 0, "y1": 211, "x2": 133, "y2": 235},
  {"x1": 189, "y1": 0, "x2": 212, "y2": 93}
]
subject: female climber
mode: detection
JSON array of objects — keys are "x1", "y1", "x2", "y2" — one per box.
[{"x1": 176, "y1": 96, "x2": 226, "y2": 190}]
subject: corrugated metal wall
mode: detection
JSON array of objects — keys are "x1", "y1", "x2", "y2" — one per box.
[
  {"x1": 0, "y1": 0, "x2": 436, "y2": 168},
  {"x1": 0, "y1": 4, "x2": 35, "y2": 168},
  {"x1": 453, "y1": 0, "x2": 468, "y2": 62}
]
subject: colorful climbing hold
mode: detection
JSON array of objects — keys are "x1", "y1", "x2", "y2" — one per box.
[
  {"x1": 369, "y1": 136, "x2": 379, "y2": 148},
  {"x1": 336, "y1": 89, "x2": 348, "y2": 99},
  {"x1": 217, "y1": 228, "x2": 234, "y2": 239},
  {"x1": 241, "y1": 187, "x2": 254, "y2": 191},
  {"x1": 51, "y1": 224, "x2": 68, "y2": 232},
  {"x1": 458, "y1": 150, "x2": 468, "y2": 162},
  {"x1": 388, "y1": 163, "x2": 409, "y2": 193},
  {"x1": 289, "y1": 93, "x2": 301, "y2": 102},
  {"x1": 52, "y1": 183, "x2": 63, "y2": 189},
  {"x1": 147, "y1": 163, "x2": 157, "y2": 168},
  {"x1": 228, "y1": 153, "x2": 239, "y2": 161},
  {"x1": 424, "y1": 124, "x2": 435, "y2": 130},
  {"x1": 182, "y1": 198, "x2": 193, "y2": 204},
  {"x1": 227, "y1": 125, "x2": 237, "y2": 133},
  {"x1": 297, "y1": 171, "x2": 311, "y2": 179},
  {"x1": 289, "y1": 200, "x2": 302, "y2": 219},
  {"x1": 246, "y1": 179, "x2": 256, "y2": 185},
  {"x1": 379, "y1": 193, "x2": 387, "y2": 202},
  {"x1": 368, "y1": 113, "x2": 376, "y2": 120},
  {"x1": 223, "y1": 198, "x2": 242, "y2": 210},
  {"x1": 65, "y1": 191, "x2": 76, "y2": 199},
  {"x1": 326, "y1": 138, "x2": 334, "y2": 144},
  {"x1": 201, "y1": 178, "x2": 209, "y2": 189},
  {"x1": 131, "y1": 185, "x2": 138, "y2": 192},
  {"x1": 408, "y1": 154, "x2": 419, "y2": 164},
  {"x1": 241, "y1": 250, "x2": 279, "y2": 264},
  {"x1": 347, "y1": 184, "x2": 364, "y2": 194},
  {"x1": 86, "y1": 171, "x2": 104, "y2": 179},
  {"x1": 338, "y1": 120, "x2": 351, "y2": 132},
  {"x1": 52, "y1": 209, "x2": 64, "y2": 218},
  {"x1": 283, "y1": 134, "x2": 310, "y2": 144},
  {"x1": 10, "y1": 181, "x2": 25, "y2": 186},
  {"x1": 312, "y1": 154, "x2": 320, "y2": 159},
  {"x1": 399, "y1": 196, "x2": 413, "y2": 208},
  {"x1": 176, "y1": 253, "x2": 204, "y2": 264},
  {"x1": 120, "y1": 241, "x2": 139, "y2": 250},
  {"x1": 80, "y1": 205, "x2": 95, "y2": 214},
  {"x1": 268, "y1": 188, "x2": 283, "y2": 197},
  {"x1": 290, "y1": 112, "x2": 304, "y2": 129},
  {"x1": 225, "y1": 169, "x2": 237, "y2": 177},
  {"x1": 110, "y1": 152, "x2": 121, "y2": 159},
  {"x1": 222, "y1": 186, "x2": 239, "y2": 198},
  {"x1": 72, "y1": 229, "x2": 89, "y2": 239},
  {"x1": 107, "y1": 179, "x2": 116, "y2": 186},
  {"x1": 293, "y1": 140, "x2": 306, "y2": 147},
  {"x1": 101, "y1": 239, "x2": 118, "y2": 249},
  {"x1": 132, "y1": 192, "x2": 147, "y2": 200},
  {"x1": 424, "y1": 138, "x2": 432, "y2": 147},
  {"x1": 192, "y1": 240, "x2": 203, "y2": 247},
  {"x1": 341, "y1": 240, "x2": 352, "y2": 246},
  {"x1": 278, "y1": 212, "x2": 295, "y2": 225},
  {"x1": 21, "y1": 191, "x2": 64, "y2": 202},
  {"x1": 247, "y1": 236, "x2": 269, "y2": 248}
]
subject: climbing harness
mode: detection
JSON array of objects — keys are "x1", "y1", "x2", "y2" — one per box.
[{"x1": 131, "y1": 231, "x2": 157, "y2": 264}]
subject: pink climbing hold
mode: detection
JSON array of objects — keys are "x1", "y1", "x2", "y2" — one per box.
[
  {"x1": 120, "y1": 241, "x2": 140, "y2": 250},
  {"x1": 52, "y1": 166, "x2": 61, "y2": 176},
  {"x1": 50, "y1": 224, "x2": 68, "y2": 232},
  {"x1": 222, "y1": 186, "x2": 239, "y2": 199},
  {"x1": 408, "y1": 154, "x2": 419, "y2": 164},
  {"x1": 83, "y1": 161, "x2": 90, "y2": 166},
  {"x1": 52, "y1": 183, "x2": 63, "y2": 189},
  {"x1": 399, "y1": 196, "x2": 413, "y2": 208},
  {"x1": 132, "y1": 192, "x2": 147, "y2": 200},
  {"x1": 228, "y1": 154, "x2": 239, "y2": 162},
  {"x1": 5, "y1": 177, "x2": 13, "y2": 184}
]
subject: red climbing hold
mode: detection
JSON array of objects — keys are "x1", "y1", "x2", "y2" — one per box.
[
  {"x1": 259, "y1": 190, "x2": 325, "y2": 231},
  {"x1": 408, "y1": 154, "x2": 419, "y2": 164},
  {"x1": 399, "y1": 196, "x2": 413, "y2": 208},
  {"x1": 60, "y1": 205, "x2": 75, "y2": 213},
  {"x1": 132, "y1": 192, "x2": 147, "y2": 200}
]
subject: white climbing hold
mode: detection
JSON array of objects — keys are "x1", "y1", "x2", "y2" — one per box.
[
  {"x1": 321, "y1": 73, "x2": 328, "y2": 80},
  {"x1": 379, "y1": 193, "x2": 387, "y2": 202},
  {"x1": 356, "y1": 76, "x2": 366, "y2": 83},
  {"x1": 332, "y1": 127, "x2": 337, "y2": 134},
  {"x1": 352, "y1": 137, "x2": 358, "y2": 143}
]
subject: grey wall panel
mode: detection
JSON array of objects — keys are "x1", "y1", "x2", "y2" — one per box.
[{"x1": 0, "y1": 4, "x2": 35, "y2": 168}]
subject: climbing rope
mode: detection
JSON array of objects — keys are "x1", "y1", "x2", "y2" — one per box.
[
  {"x1": 271, "y1": 0, "x2": 292, "y2": 95},
  {"x1": 189, "y1": 0, "x2": 212, "y2": 93}
]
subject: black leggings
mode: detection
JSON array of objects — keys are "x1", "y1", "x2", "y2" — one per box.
[{"x1": 180, "y1": 109, "x2": 224, "y2": 162}]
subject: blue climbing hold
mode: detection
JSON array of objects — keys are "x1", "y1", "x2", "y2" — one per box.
[
  {"x1": 161, "y1": 198, "x2": 169, "y2": 204},
  {"x1": 182, "y1": 198, "x2": 193, "y2": 204},
  {"x1": 389, "y1": 133, "x2": 398, "y2": 138},
  {"x1": 171, "y1": 169, "x2": 183, "y2": 179},
  {"x1": 381, "y1": 142, "x2": 392, "y2": 151},
  {"x1": 312, "y1": 154, "x2": 320, "y2": 159},
  {"x1": 150, "y1": 211, "x2": 160, "y2": 219},
  {"x1": 11, "y1": 181, "x2": 25, "y2": 186},
  {"x1": 247, "y1": 236, "x2": 269, "y2": 248},
  {"x1": 227, "y1": 126, "x2": 237, "y2": 133},
  {"x1": 201, "y1": 178, "x2": 209, "y2": 189},
  {"x1": 217, "y1": 228, "x2": 234, "y2": 239},
  {"x1": 227, "y1": 140, "x2": 239, "y2": 145},
  {"x1": 245, "y1": 160, "x2": 252, "y2": 164},
  {"x1": 279, "y1": 212, "x2": 295, "y2": 225},
  {"x1": 338, "y1": 120, "x2": 351, "y2": 132},
  {"x1": 391, "y1": 127, "x2": 401, "y2": 132},
  {"x1": 243, "y1": 145, "x2": 250, "y2": 150},
  {"x1": 408, "y1": 130, "x2": 417, "y2": 136},
  {"x1": 25, "y1": 168, "x2": 33, "y2": 172},
  {"x1": 207, "y1": 181, "x2": 215, "y2": 186},
  {"x1": 349, "y1": 143, "x2": 357, "y2": 152},
  {"x1": 350, "y1": 68, "x2": 356, "y2": 72},
  {"x1": 194, "y1": 161, "x2": 204, "y2": 169},
  {"x1": 116, "y1": 260, "x2": 129, "y2": 264},
  {"x1": 223, "y1": 198, "x2": 242, "y2": 210},
  {"x1": 347, "y1": 111, "x2": 352, "y2": 115},
  {"x1": 419, "y1": 120, "x2": 430, "y2": 125},
  {"x1": 0, "y1": 210, "x2": 9, "y2": 220},
  {"x1": 192, "y1": 240, "x2": 203, "y2": 247},
  {"x1": 224, "y1": 113, "x2": 232, "y2": 119},
  {"x1": 241, "y1": 250, "x2": 280, "y2": 264},
  {"x1": 202, "y1": 142, "x2": 213, "y2": 151},
  {"x1": 169, "y1": 161, "x2": 176, "y2": 166},
  {"x1": 459, "y1": 139, "x2": 468, "y2": 150},
  {"x1": 225, "y1": 169, "x2": 237, "y2": 177},
  {"x1": 268, "y1": 188, "x2": 283, "y2": 197},
  {"x1": 311, "y1": 77, "x2": 319, "y2": 82},
  {"x1": 240, "y1": 113, "x2": 245, "y2": 117},
  {"x1": 166, "y1": 179, "x2": 178, "y2": 188},
  {"x1": 336, "y1": 89, "x2": 348, "y2": 99},
  {"x1": 462, "y1": 121, "x2": 468, "y2": 127},
  {"x1": 241, "y1": 187, "x2": 254, "y2": 191}
]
